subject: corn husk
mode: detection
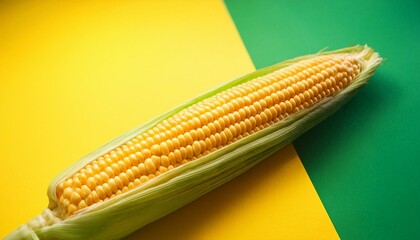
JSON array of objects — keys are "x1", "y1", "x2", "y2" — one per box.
[{"x1": 6, "y1": 45, "x2": 382, "y2": 240}]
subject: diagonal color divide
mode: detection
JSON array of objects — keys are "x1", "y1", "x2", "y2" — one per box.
[
  {"x1": 225, "y1": 0, "x2": 420, "y2": 239},
  {"x1": 0, "y1": 1, "x2": 338, "y2": 239}
]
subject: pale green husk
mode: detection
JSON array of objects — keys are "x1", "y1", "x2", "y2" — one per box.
[{"x1": 6, "y1": 45, "x2": 382, "y2": 240}]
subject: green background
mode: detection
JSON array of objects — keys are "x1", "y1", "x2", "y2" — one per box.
[{"x1": 225, "y1": 0, "x2": 420, "y2": 239}]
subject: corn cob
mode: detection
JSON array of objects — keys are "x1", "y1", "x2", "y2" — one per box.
[{"x1": 6, "y1": 45, "x2": 381, "y2": 240}]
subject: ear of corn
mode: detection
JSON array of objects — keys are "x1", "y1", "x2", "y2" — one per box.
[{"x1": 6, "y1": 45, "x2": 381, "y2": 240}]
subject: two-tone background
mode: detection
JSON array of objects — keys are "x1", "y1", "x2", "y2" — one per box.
[{"x1": 1, "y1": 1, "x2": 419, "y2": 239}]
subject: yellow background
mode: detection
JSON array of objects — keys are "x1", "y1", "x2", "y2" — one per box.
[{"x1": 0, "y1": 1, "x2": 338, "y2": 239}]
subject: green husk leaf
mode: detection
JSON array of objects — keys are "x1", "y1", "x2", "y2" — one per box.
[{"x1": 6, "y1": 45, "x2": 382, "y2": 240}]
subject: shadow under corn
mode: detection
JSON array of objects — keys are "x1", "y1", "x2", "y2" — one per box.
[{"x1": 294, "y1": 72, "x2": 396, "y2": 176}]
